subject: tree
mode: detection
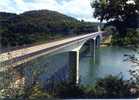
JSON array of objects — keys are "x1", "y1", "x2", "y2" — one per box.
[{"x1": 91, "y1": 0, "x2": 139, "y2": 34}]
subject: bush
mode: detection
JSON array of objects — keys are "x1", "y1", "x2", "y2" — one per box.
[
  {"x1": 111, "y1": 28, "x2": 139, "y2": 47},
  {"x1": 54, "y1": 82, "x2": 85, "y2": 99},
  {"x1": 4, "y1": 75, "x2": 139, "y2": 99},
  {"x1": 92, "y1": 75, "x2": 137, "y2": 98}
]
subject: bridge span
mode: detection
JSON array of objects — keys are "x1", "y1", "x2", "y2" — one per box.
[{"x1": 0, "y1": 31, "x2": 106, "y2": 84}]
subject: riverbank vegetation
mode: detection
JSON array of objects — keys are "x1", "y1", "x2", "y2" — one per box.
[
  {"x1": 6, "y1": 74, "x2": 139, "y2": 99},
  {"x1": 111, "y1": 28, "x2": 139, "y2": 47},
  {"x1": 92, "y1": 0, "x2": 139, "y2": 47}
]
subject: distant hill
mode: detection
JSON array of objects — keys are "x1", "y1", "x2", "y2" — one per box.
[
  {"x1": 0, "y1": 10, "x2": 99, "y2": 48},
  {"x1": 0, "y1": 12, "x2": 16, "y2": 21}
]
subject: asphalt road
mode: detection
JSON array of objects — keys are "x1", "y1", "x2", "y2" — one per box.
[{"x1": 0, "y1": 32, "x2": 102, "y2": 63}]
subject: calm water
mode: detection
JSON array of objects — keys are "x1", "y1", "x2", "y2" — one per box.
[
  {"x1": 12, "y1": 46, "x2": 139, "y2": 87},
  {"x1": 1, "y1": 46, "x2": 139, "y2": 97},
  {"x1": 79, "y1": 46, "x2": 139, "y2": 85}
]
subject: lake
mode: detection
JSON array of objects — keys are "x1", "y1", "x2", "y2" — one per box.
[
  {"x1": 6, "y1": 46, "x2": 138, "y2": 87},
  {"x1": 80, "y1": 46, "x2": 139, "y2": 85}
]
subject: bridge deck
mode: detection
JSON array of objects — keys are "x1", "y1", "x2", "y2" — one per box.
[{"x1": 0, "y1": 32, "x2": 103, "y2": 63}]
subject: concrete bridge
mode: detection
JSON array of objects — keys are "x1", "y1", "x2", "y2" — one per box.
[{"x1": 0, "y1": 31, "x2": 106, "y2": 84}]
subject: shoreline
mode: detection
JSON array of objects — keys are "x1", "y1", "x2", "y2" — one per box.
[{"x1": 100, "y1": 35, "x2": 112, "y2": 47}]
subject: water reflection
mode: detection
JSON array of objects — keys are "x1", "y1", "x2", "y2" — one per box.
[
  {"x1": 80, "y1": 46, "x2": 139, "y2": 86},
  {"x1": 2, "y1": 46, "x2": 138, "y2": 90},
  {"x1": 15, "y1": 52, "x2": 70, "y2": 88}
]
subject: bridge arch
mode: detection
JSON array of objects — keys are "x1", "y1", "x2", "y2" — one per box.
[
  {"x1": 68, "y1": 34, "x2": 102, "y2": 84},
  {"x1": 22, "y1": 35, "x2": 102, "y2": 85},
  {"x1": 77, "y1": 34, "x2": 102, "y2": 52},
  {"x1": 1, "y1": 32, "x2": 105, "y2": 86}
]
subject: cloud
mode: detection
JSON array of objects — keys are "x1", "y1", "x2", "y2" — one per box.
[
  {"x1": 0, "y1": 0, "x2": 98, "y2": 22},
  {"x1": 0, "y1": 0, "x2": 16, "y2": 12},
  {"x1": 61, "y1": 0, "x2": 97, "y2": 21}
]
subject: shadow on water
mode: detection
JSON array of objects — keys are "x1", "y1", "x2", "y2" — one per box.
[
  {"x1": 80, "y1": 46, "x2": 139, "y2": 86},
  {"x1": 1, "y1": 45, "x2": 139, "y2": 98}
]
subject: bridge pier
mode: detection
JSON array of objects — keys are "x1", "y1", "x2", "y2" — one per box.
[
  {"x1": 90, "y1": 39, "x2": 96, "y2": 63},
  {"x1": 69, "y1": 37, "x2": 101, "y2": 84},
  {"x1": 69, "y1": 51, "x2": 79, "y2": 85},
  {"x1": 96, "y1": 36, "x2": 101, "y2": 48}
]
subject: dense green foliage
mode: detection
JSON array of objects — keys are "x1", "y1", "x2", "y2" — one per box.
[
  {"x1": 10, "y1": 75, "x2": 139, "y2": 99},
  {"x1": 92, "y1": 0, "x2": 139, "y2": 46},
  {"x1": 92, "y1": 75, "x2": 139, "y2": 98},
  {"x1": 0, "y1": 10, "x2": 98, "y2": 48},
  {"x1": 111, "y1": 28, "x2": 139, "y2": 46}
]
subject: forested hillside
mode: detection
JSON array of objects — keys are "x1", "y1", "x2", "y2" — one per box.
[{"x1": 0, "y1": 10, "x2": 99, "y2": 48}]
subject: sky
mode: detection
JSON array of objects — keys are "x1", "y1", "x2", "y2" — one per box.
[{"x1": 0, "y1": 0, "x2": 99, "y2": 22}]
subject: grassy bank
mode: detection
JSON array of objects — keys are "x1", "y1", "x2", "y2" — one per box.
[{"x1": 100, "y1": 35, "x2": 112, "y2": 47}]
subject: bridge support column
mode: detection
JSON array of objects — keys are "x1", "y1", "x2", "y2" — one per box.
[
  {"x1": 90, "y1": 39, "x2": 96, "y2": 63},
  {"x1": 96, "y1": 36, "x2": 101, "y2": 48},
  {"x1": 69, "y1": 51, "x2": 79, "y2": 85}
]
